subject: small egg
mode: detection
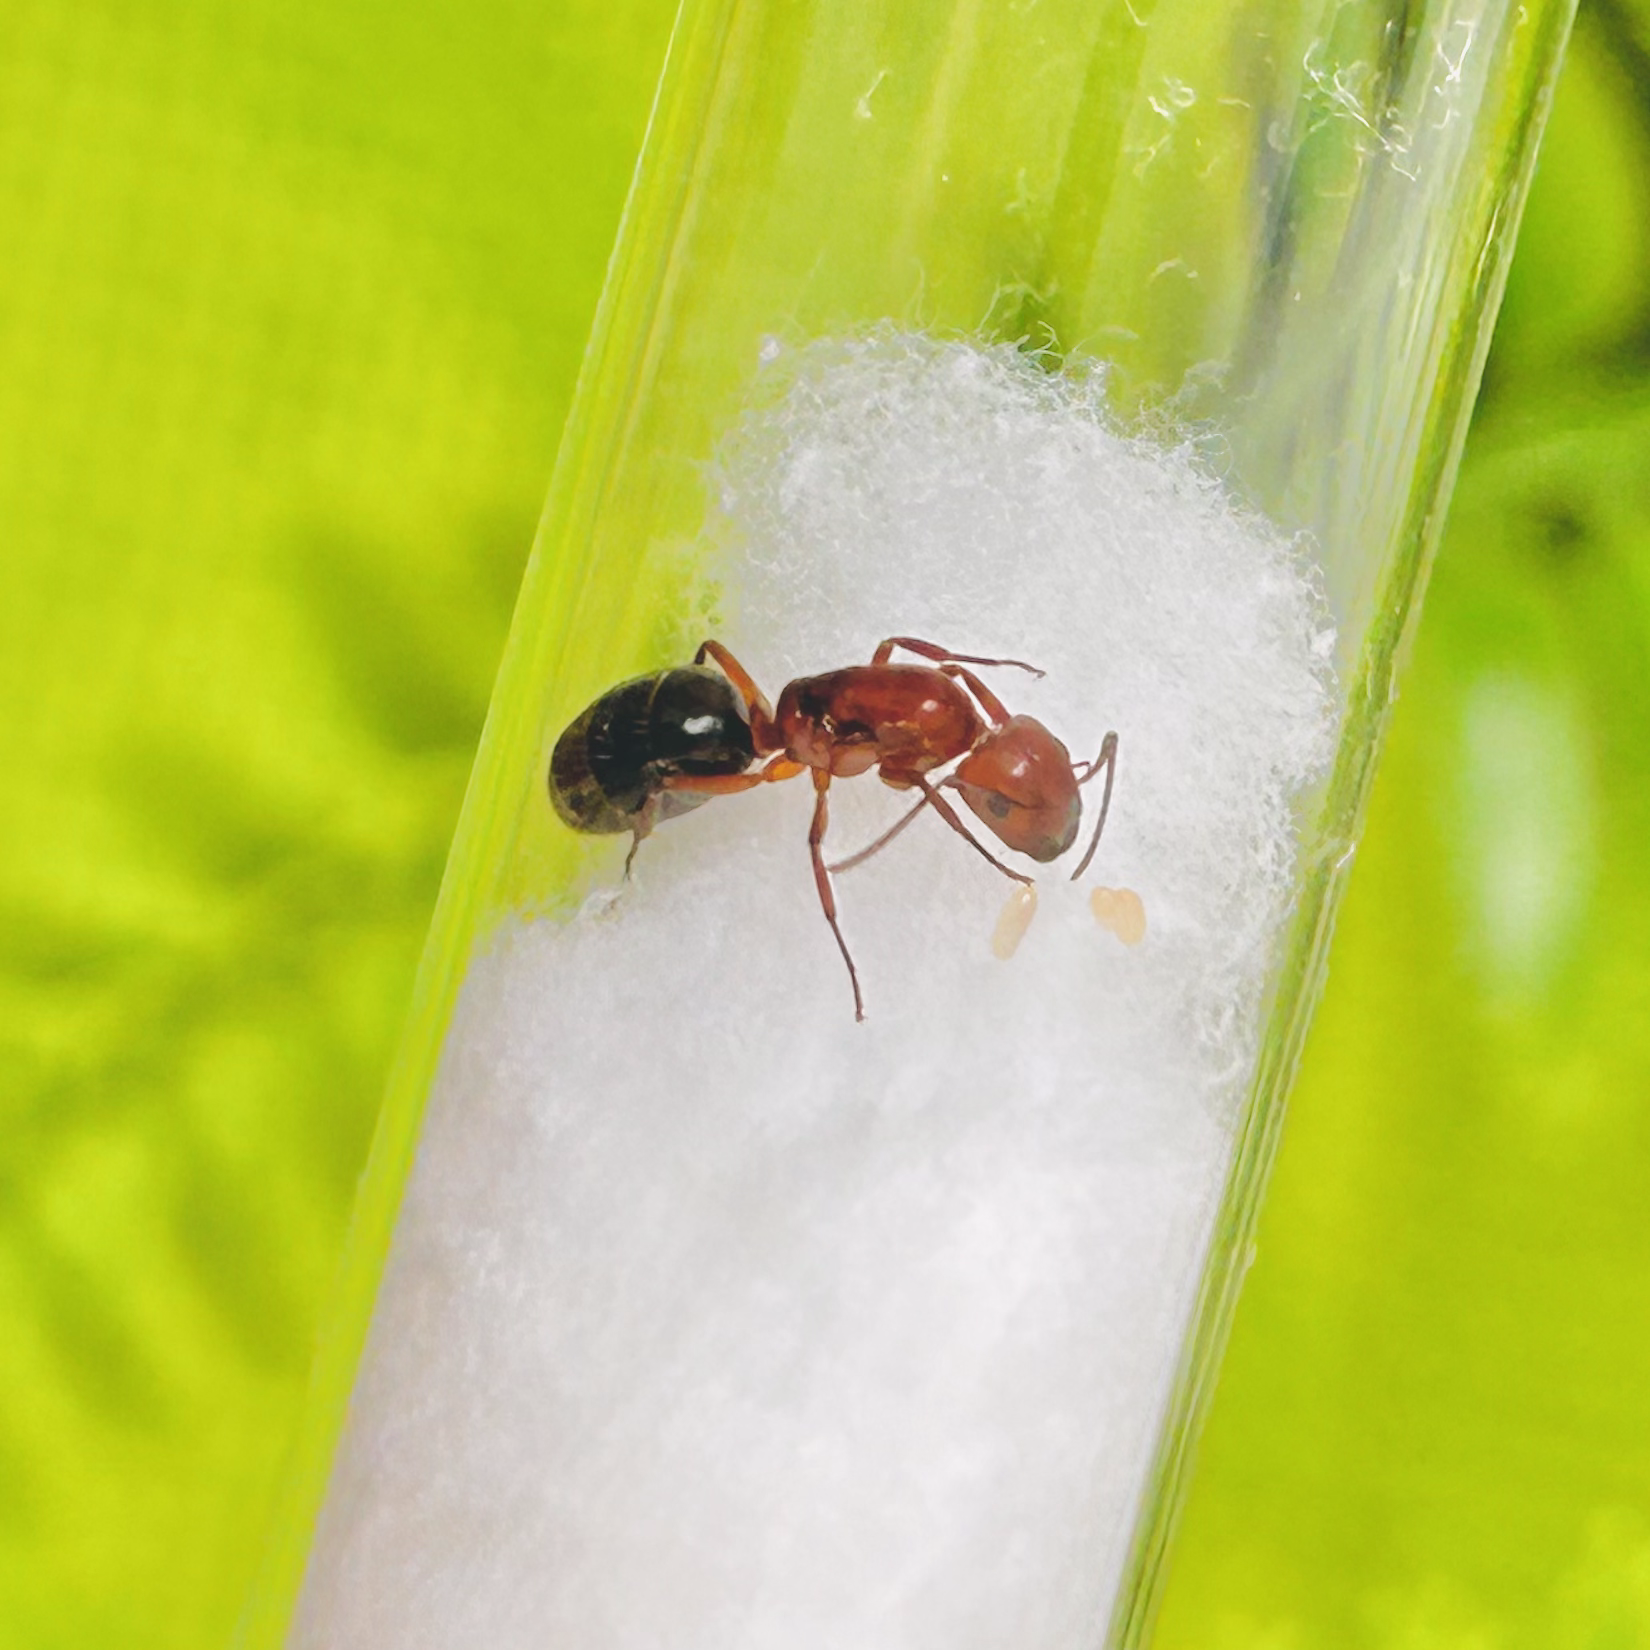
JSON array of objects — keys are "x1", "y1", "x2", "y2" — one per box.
[
  {"x1": 1091, "y1": 886, "x2": 1147, "y2": 946},
  {"x1": 992, "y1": 883, "x2": 1039, "y2": 959}
]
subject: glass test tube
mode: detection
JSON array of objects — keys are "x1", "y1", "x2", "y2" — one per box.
[{"x1": 249, "y1": 2, "x2": 1574, "y2": 1645}]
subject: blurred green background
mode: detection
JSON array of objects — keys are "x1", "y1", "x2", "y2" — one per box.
[{"x1": 0, "y1": 0, "x2": 1645, "y2": 1645}]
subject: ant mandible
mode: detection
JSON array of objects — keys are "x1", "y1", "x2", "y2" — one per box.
[{"x1": 656, "y1": 637, "x2": 1118, "y2": 1021}]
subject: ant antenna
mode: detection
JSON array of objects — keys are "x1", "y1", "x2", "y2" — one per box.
[
  {"x1": 1068, "y1": 732, "x2": 1118, "y2": 882},
  {"x1": 914, "y1": 776, "x2": 1033, "y2": 887}
]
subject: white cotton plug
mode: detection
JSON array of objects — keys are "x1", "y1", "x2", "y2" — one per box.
[{"x1": 294, "y1": 334, "x2": 1339, "y2": 1650}]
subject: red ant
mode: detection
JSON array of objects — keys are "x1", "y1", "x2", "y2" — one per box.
[{"x1": 657, "y1": 637, "x2": 1118, "y2": 1020}]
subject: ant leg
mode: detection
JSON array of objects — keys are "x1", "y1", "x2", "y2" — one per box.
[
  {"x1": 661, "y1": 755, "x2": 806, "y2": 796},
  {"x1": 623, "y1": 794, "x2": 660, "y2": 879},
  {"x1": 910, "y1": 774, "x2": 1033, "y2": 887},
  {"x1": 630, "y1": 756, "x2": 802, "y2": 876},
  {"x1": 695, "y1": 640, "x2": 780, "y2": 750},
  {"x1": 828, "y1": 792, "x2": 931, "y2": 873},
  {"x1": 937, "y1": 663, "x2": 1009, "y2": 726},
  {"x1": 871, "y1": 637, "x2": 1044, "y2": 678},
  {"x1": 1068, "y1": 732, "x2": 1119, "y2": 882},
  {"x1": 807, "y1": 770, "x2": 865, "y2": 1022}
]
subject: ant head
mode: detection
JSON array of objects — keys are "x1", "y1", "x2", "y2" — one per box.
[{"x1": 952, "y1": 715, "x2": 1081, "y2": 863}]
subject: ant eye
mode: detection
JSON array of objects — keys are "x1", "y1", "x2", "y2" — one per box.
[{"x1": 987, "y1": 793, "x2": 1012, "y2": 819}]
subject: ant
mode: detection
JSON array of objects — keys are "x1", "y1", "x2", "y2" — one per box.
[{"x1": 549, "y1": 636, "x2": 1117, "y2": 1021}]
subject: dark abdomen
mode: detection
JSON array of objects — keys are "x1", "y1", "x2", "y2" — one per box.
[{"x1": 549, "y1": 667, "x2": 755, "y2": 834}]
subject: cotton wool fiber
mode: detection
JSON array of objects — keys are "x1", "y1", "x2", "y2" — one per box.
[{"x1": 295, "y1": 334, "x2": 1340, "y2": 1649}]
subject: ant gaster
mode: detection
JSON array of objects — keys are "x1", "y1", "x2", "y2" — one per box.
[
  {"x1": 659, "y1": 637, "x2": 1118, "y2": 1021},
  {"x1": 548, "y1": 666, "x2": 758, "y2": 873}
]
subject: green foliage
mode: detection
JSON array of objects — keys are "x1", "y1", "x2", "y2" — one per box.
[
  {"x1": 0, "y1": 1, "x2": 673, "y2": 1642},
  {"x1": 0, "y1": 0, "x2": 1645, "y2": 1646}
]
